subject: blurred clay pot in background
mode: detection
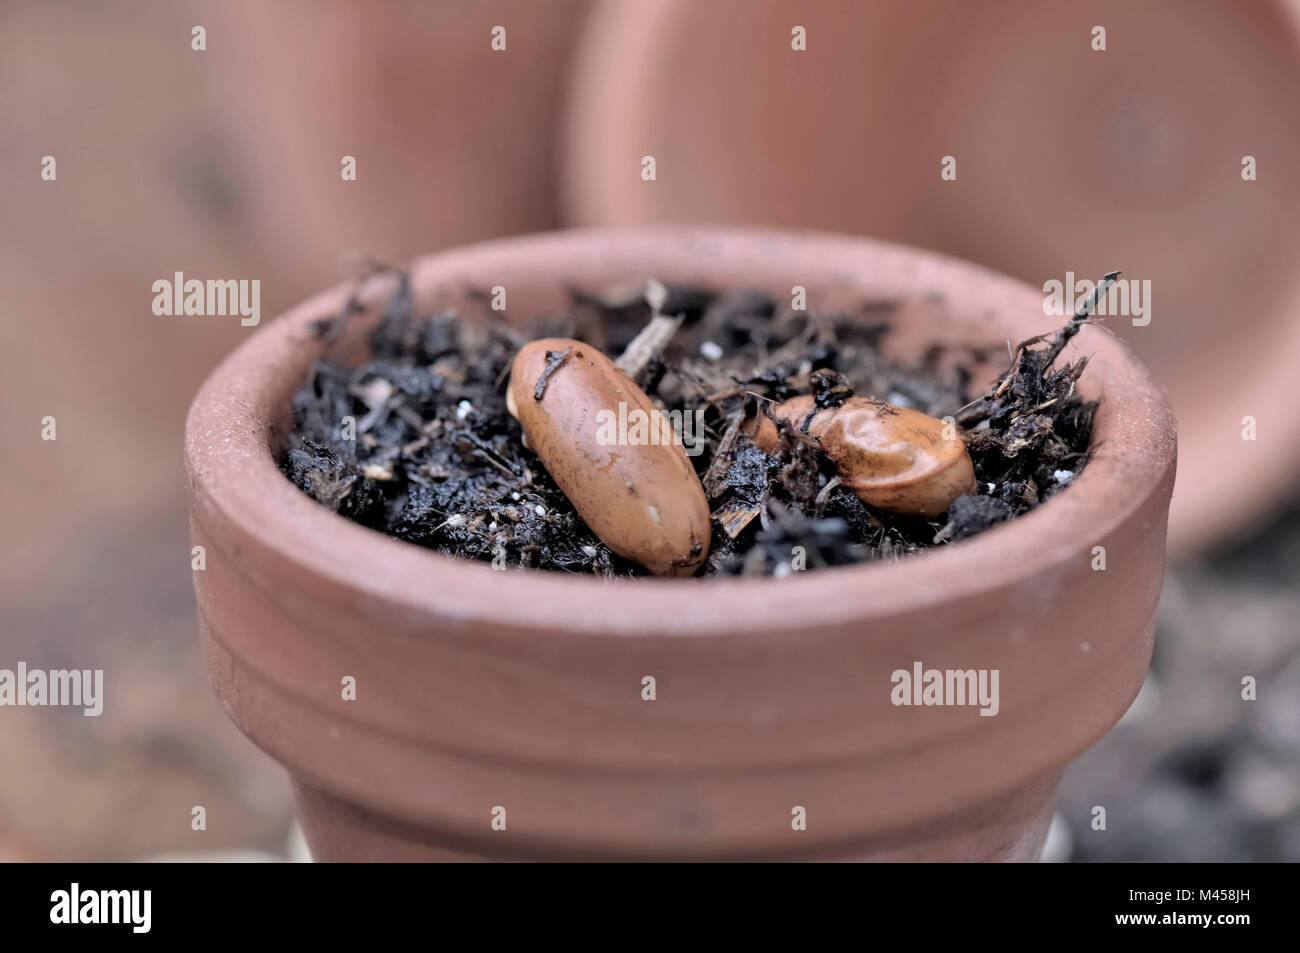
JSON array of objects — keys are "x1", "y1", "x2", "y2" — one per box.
[
  {"x1": 229, "y1": 0, "x2": 590, "y2": 269},
  {"x1": 186, "y1": 228, "x2": 1175, "y2": 861},
  {"x1": 563, "y1": 0, "x2": 1300, "y2": 557}
]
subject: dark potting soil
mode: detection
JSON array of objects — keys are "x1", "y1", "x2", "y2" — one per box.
[{"x1": 281, "y1": 273, "x2": 1097, "y2": 576}]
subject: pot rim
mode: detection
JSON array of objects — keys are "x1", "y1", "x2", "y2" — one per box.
[{"x1": 184, "y1": 226, "x2": 1177, "y2": 638}]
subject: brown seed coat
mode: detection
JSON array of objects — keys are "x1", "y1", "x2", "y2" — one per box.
[
  {"x1": 509, "y1": 338, "x2": 711, "y2": 575},
  {"x1": 749, "y1": 395, "x2": 976, "y2": 516}
]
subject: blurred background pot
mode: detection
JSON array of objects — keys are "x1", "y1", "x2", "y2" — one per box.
[
  {"x1": 562, "y1": 0, "x2": 1300, "y2": 557},
  {"x1": 185, "y1": 228, "x2": 1176, "y2": 861},
  {"x1": 230, "y1": 0, "x2": 591, "y2": 269}
]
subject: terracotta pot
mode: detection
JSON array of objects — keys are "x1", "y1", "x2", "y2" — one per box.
[
  {"x1": 225, "y1": 0, "x2": 591, "y2": 270},
  {"x1": 563, "y1": 0, "x2": 1300, "y2": 557},
  {"x1": 185, "y1": 227, "x2": 1176, "y2": 861}
]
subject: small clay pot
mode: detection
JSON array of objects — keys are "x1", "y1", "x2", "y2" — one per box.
[
  {"x1": 563, "y1": 0, "x2": 1300, "y2": 557},
  {"x1": 185, "y1": 228, "x2": 1176, "y2": 861}
]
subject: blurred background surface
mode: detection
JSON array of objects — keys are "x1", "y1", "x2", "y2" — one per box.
[{"x1": 1, "y1": 0, "x2": 1296, "y2": 860}]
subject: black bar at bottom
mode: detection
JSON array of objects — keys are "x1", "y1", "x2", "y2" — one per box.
[{"x1": 0, "y1": 861, "x2": 1279, "y2": 940}]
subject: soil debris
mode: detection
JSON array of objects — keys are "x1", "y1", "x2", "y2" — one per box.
[{"x1": 281, "y1": 273, "x2": 1099, "y2": 576}]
